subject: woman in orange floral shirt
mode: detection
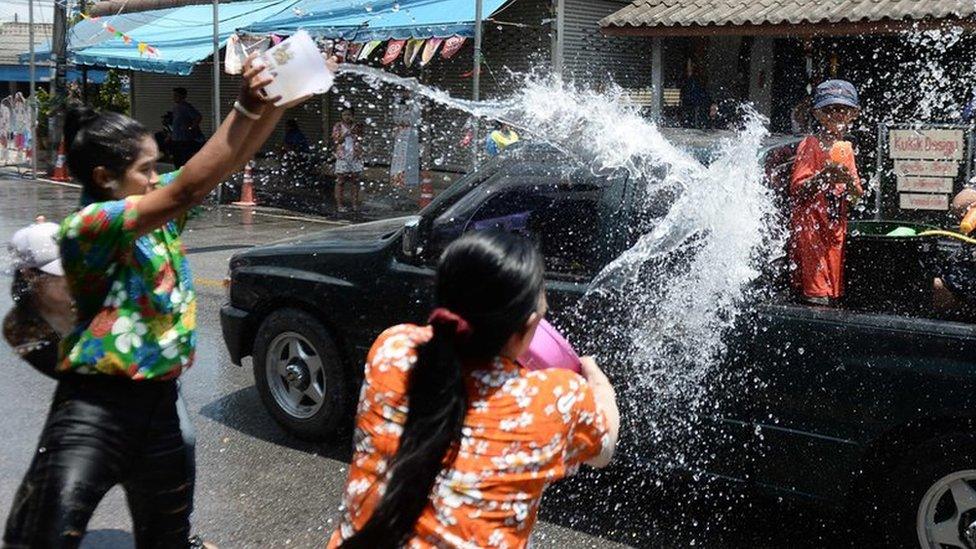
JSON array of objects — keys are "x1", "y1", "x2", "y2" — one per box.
[{"x1": 330, "y1": 231, "x2": 620, "y2": 548}]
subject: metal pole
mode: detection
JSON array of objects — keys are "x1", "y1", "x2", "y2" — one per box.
[
  {"x1": 650, "y1": 37, "x2": 663, "y2": 120},
  {"x1": 551, "y1": 0, "x2": 564, "y2": 77},
  {"x1": 28, "y1": 0, "x2": 38, "y2": 177},
  {"x1": 471, "y1": 0, "x2": 482, "y2": 171},
  {"x1": 52, "y1": 0, "x2": 68, "y2": 166},
  {"x1": 874, "y1": 122, "x2": 885, "y2": 221},
  {"x1": 212, "y1": 0, "x2": 222, "y2": 203}
]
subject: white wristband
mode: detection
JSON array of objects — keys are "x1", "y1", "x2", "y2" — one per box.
[{"x1": 234, "y1": 100, "x2": 261, "y2": 120}]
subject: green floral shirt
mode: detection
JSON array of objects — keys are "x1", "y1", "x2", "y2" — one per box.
[{"x1": 58, "y1": 170, "x2": 197, "y2": 380}]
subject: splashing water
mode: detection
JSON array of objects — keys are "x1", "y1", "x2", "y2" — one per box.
[
  {"x1": 339, "y1": 63, "x2": 783, "y2": 472},
  {"x1": 585, "y1": 112, "x2": 783, "y2": 470}
]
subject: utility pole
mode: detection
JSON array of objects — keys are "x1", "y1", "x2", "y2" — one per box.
[
  {"x1": 52, "y1": 0, "x2": 69, "y2": 168},
  {"x1": 471, "y1": 0, "x2": 482, "y2": 171},
  {"x1": 212, "y1": 0, "x2": 222, "y2": 203},
  {"x1": 28, "y1": 0, "x2": 38, "y2": 177}
]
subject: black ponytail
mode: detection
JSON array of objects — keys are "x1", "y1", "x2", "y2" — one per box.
[
  {"x1": 342, "y1": 231, "x2": 545, "y2": 548},
  {"x1": 64, "y1": 101, "x2": 149, "y2": 200}
]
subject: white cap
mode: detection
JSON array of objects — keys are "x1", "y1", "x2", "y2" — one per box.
[{"x1": 9, "y1": 222, "x2": 63, "y2": 276}]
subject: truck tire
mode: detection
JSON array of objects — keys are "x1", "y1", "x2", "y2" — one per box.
[
  {"x1": 879, "y1": 433, "x2": 976, "y2": 548},
  {"x1": 252, "y1": 308, "x2": 347, "y2": 440}
]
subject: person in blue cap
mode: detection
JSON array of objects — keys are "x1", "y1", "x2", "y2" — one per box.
[{"x1": 788, "y1": 79, "x2": 864, "y2": 305}]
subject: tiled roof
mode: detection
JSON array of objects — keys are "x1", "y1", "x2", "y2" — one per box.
[
  {"x1": 600, "y1": 0, "x2": 976, "y2": 29},
  {"x1": 0, "y1": 22, "x2": 52, "y2": 65}
]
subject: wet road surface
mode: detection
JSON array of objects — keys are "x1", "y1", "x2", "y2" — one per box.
[{"x1": 0, "y1": 174, "x2": 850, "y2": 548}]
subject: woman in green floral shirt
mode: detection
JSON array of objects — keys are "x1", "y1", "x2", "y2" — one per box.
[{"x1": 4, "y1": 55, "x2": 335, "y2": 548}]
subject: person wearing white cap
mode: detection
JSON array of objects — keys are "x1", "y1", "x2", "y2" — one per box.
[{"x1": 3, "y1": 221, "x2": 75, "y2": 376}]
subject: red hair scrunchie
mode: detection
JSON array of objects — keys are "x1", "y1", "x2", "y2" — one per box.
[{"x1": 428, "y1": 307, "x2": 473, "y2": 342}]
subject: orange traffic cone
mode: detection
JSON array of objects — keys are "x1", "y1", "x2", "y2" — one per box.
[
  {"x1": 233, "y1": 161, "x2": 257, "y2": 207},
  {"x1": 418, "y1": 171, "x2": 434, "y2": 209},
  {"x1": 51, "y1": 139, "x2": 70, "y2": 182}
]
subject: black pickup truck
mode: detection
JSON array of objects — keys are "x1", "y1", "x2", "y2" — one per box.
[{"x1": 221, "y1": 131, "x2": 976, "y2": 547}]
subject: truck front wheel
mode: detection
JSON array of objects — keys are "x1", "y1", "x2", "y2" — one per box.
[{"x1": 252, "y1": 308, "x2": 348, "y2": 440}]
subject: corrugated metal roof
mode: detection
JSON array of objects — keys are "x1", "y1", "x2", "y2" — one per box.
[
  {"x1": 0, "y1": 22, "x2": 52, "y2": 65},
  {"x1": 600, "y1": 0, "x2": 976, "y2": 29}
]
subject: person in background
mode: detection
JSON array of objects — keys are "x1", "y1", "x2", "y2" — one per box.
[
  {"x1": 789, "y1": 79, "x2": 865, "y2": 305},
  {"x1": 332, "y1": 108, "x2": 365, "y2": 213},
  {"x1": 4, "y1": 221, "x2": 75, "y2": 377},
  {"x1": 389, "y1": 92, "x2": 420, "y2": 188},
  {"x1": 154, "y1": 111, "x2": 174, "y2": 162},
  {"x1": 171, "y1": 87, "x2": 203, "y2": 168},
  {"x1": 680, "y1": 63, "x2": 709, "y2": 129},
  {"x1": 283, "y1": 118, "x2": 310, "y2": 155},
  {"x1": 705, "y1": 102, "x2": 726, "y2": 130},
  {"x1": 960, "y1": 90, "x2": 976, "y2": 124},
  {"x1": 329, "y1": 231, "x2": 620, "y2": 548},
  {"x1": 934, "y1": 188, "x2": 976, "y2": 310},
  {"x1": 485, "y1": 121, "x2": 519, "y2": 157},
  {"x1": 3, "y1": 54, "x2": 330, "y2": 548},
  {"x1": 791, "y1": 95, "x2": 814, "y2": 134}
]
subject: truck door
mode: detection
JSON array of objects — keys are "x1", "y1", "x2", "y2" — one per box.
[
  {"x1": 745, "y1": 303, "x2": 976, "y2": 501},
  {"x1": 393, "y1": 151, "x2": 628, "y2": 328}
]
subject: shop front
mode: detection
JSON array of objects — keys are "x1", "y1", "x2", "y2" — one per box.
[{"x1": 601, "y1": 0, "x2": 976, "y2": 134}]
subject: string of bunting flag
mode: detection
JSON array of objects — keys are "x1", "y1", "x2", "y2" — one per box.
[
  {"x1": 227, "y1": 31, "x2": 469, "y2": 75},
  {"x1": 79, "y1": 13, "x2": 161, "y2": 58}
]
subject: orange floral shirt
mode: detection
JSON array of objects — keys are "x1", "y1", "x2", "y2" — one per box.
[{"x1": 328, "y1": 324, "x2": 610, "y2": 548}]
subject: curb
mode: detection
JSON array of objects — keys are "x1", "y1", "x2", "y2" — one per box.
[
  {"x1": 2, "y1": 169, "x2": 348, "y2": 226},
  {"x1": 222, "y1": 203, "x2": 350, "y2": 225}
]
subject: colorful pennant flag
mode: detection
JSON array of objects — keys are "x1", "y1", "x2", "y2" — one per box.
[
  {"x1": 346, "y1": 42, "x2": 364, "y2": 61},
  {"x1": 81, "y1": 13, "x2": 160, "y2": 57},
  {"x1": 333, "y1": 40, "x2": 349, "y2": 62},
  {"x1": 358, "y1": 40, "x2": 382, "y2": 61},
  {"x1": 382, "y1": 39, "x2": 406, "y2": 65},
  {"x1": 420, "y1": 37, "x2": 443, "y2": 67},
  {"x1": 402, "y1": 38, "x2": 424, "y2": 68},
  {"x1": 440, "y1": 35, "x2": 466, "y2": 59}
]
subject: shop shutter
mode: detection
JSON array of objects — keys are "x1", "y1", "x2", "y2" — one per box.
[{"x1": 563, "y1": 0, "x2": 653, "y2": 90}]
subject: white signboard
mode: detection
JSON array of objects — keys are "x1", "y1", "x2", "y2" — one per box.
[
  {"x1": 893, "y1": 159, "x2": 960, "y2": 178},
  {"x1": 896, "y1": 176, "x2": 955, "y2": 193},
  {"x1": 900, "y1": 193, "x2": 949, "y2": 211},
  {"x1": 889, "y1": 129, "x2": 965, "y2": 160}
]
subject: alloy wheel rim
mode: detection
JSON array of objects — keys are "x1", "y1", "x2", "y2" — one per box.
[
  {"x1": 917, "y1": 470, "x2": 976, "y2": 549},
  {"x1": 265, "y1": 332, "x2": 327, "y2": 420}
]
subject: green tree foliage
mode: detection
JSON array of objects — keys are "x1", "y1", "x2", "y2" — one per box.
[{"x1": 93, "y1": 69, "x2": 130, "y2": 114}]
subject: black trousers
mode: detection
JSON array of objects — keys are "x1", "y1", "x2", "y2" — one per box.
[
  {"x1": 171, "y1": 141, "x2": 201, "y2": 169},
  {"x1": 3, "y1": 376, "x2": 194, "y2": 549}
]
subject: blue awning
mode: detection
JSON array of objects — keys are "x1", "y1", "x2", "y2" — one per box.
[
  {"x1": 0, "y1": 64, "x2": 108, "y2": 84},
  {"x1": 25, "y1": 0, "x2": 300, "y2": 76},
  {"x1": 242, "y1": 0, "x2": 512, "y2": 41}
]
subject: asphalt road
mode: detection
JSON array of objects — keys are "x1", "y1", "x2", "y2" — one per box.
[{"x1": 0, "y1": 174, "x2": 849, "y2": 548}]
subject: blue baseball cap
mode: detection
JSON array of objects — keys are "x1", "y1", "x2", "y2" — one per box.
[{"x1": 813, "y1": 79, "x2": 860, "y2": 110}]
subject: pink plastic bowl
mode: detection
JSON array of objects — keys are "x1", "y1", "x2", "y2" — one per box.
[{"x1": 519, "y1": 319, "x2": 582, "y2": 373}]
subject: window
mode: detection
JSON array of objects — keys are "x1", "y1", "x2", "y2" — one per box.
[{"x1": 429, "y1": 158, "x2": 617, "y2": 279}]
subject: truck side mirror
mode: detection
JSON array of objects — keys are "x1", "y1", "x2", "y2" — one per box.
[{"x1": 402, "y1": 218, "x2": 422, "y2": 258}]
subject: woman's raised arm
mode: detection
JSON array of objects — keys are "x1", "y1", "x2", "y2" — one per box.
[{"x1": 133, "y1": 55, "x2": 298, "y2": 235}]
